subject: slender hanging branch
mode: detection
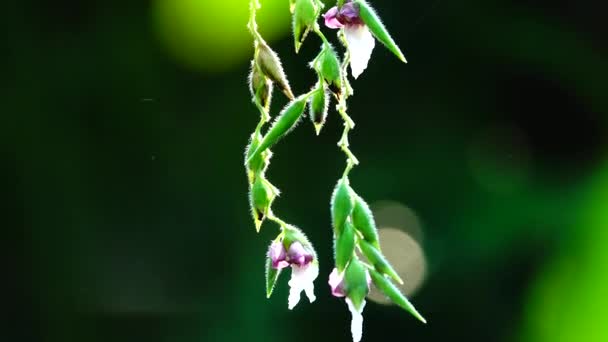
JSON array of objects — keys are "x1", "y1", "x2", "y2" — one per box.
[{"x1": 244, "y1": 1, "x2": 426, "y2": 341}]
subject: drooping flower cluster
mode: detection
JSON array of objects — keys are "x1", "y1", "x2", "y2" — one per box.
[
  {"x1": 268, "y1": 238, "x2": 319, "y2": 309},
  {"x1": 245, "y1": 1, "x2": 425, "y2": 341}
]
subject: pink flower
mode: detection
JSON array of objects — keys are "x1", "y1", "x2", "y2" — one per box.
[{"x1": 323, "y1": 1, "x2": 375, "y2": 79}]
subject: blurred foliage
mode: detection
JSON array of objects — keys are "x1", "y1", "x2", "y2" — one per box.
[{"x1": 3, "y1": 1, "x2": 607, "y2": 342}]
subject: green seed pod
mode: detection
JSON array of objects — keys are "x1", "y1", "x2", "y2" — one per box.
[
  {"x1": 265, "y1": 253, "x2": 282, "y2": 298},
  {"x1": 309, "y1": 83, "x2": 329, "y2": 135},
  {"x1": 331, "y1": 178, "x2": 355, "y2": 235},
  {"x1": 335, "y1": 221, "x2": 356, "y2": 272},
  {"x1": 256, "y1": 42, "x2": 295, "y2": 100},
  {"x1": 247, "y1": 95, "x2": 308, "y2": 164},
  {"x1": 293, "y1": 0, "x2": 318, "y2": 52},
  {"x1": 245, "y1": 131, "x2": 265, "y2": 177},
  {"x1": 351, "y1": 194, "x2": 380, "y2": 249},
  {"x1": 359, "y1": 239, "x2": 403, "y2": 284},
  {"x1": 344, "y1": 258, "x2": 369, "y2": 311},
  {"x1": 250, "y1": 176, "x2": 273, "y2": 232},
  {"x1": 369, "y1": 269, "x2": 426, "y2": 323},
  {"x1": 248, "y1": 61, "x2": 273, "y2": 110},
  {"x1": 317, "y1": 46, "x2": 342, "y2": 97},
  {"x1": 355, "y1": 0, "x2": 407, "y2": 63}
]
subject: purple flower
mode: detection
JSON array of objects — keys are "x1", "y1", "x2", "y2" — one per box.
[
  {"x1": 269, "y1": 241, "x2": 313, "y2": 270},
  {"x1": 329, "y1": 267, "x2": 346, "y2": 297},
  {"x1": 323, "y1": 1, "x2": 375, "y2": 79},
  {"x1": 268, "y1": 239, "x2": 318, "y2": 309}
]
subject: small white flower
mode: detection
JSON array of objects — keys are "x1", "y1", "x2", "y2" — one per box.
[
  {"x1": 344, "y1": 25, "x2": 375, "y2": 79},
  {"x1": 346, "y1": 297, "x2": 366, "y2": 342},
  {"x1": 287, "y1": 262, "x2": 319, "y2": 309}
]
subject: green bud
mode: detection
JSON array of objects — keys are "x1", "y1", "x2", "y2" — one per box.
[
  {"x1": 309, "y1": 83, "x2": 329, "y2": 135},
  {"x1": 351, "y1": 194, "x2": 380, "y2": 249},
  {"x1": 250, "y1": 176, "x2": 273, "y2": 232},
  {"x1": 355, "y1": 0, "x2": 407, "y2": 63},
  {"x1": 369, "y1": 269, "x2": 426, "y2": 323},
  {"x1": 265, "y1": 255, "x2": 282, "y2": 298},
  {"x1": 344, "y1": 258, "x2": 369, "y2": 311},
  {"x1": 317, "y1": 46, "x2": 342, "y2": 97},
  {"x1": 249, "y1": 61, "x2": 273, "y2": 110},
  {"x1": 359, "y1": 239, "x2": 403, "y2": 284},
  {"x1": 335, "y1": 221, "x2": 356, "y2": 272},
  {"x1": 247, "y1": 95, "x2": 308, "y2": 164},
  {"x1": 245, "y1": 132, "x2": 265, "y2": 179},
  {"x1": 293, "y1": 0, "x2": 318, "y2": 52},
  {"x1": 256, "y1": 42, "x2": 295, "y2": 100},
  {"x1": 331, "y1": 178, "x2": 355, "y2": 235}
]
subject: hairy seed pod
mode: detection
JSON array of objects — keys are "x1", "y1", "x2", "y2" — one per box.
[
  {"x1": 309, "y1": 83, "x2": 329, "y2": 135},
  {"x1": 249, "y1": 61, "x2": 273, "y2": 110},
  {"x1": 247, "y1": 95, "x2": 308, "y2": 164},
  {"x1": 250, "y1": 176, "x2": 272, "y2": 232},
  {"x1": 318, "y1": 46, "x2": 342, "y2": 97},
  {"x1": 344, "y1": 258, "x2": 369, "y2": 311},
  {"x1": 245, "y1": 131, "x2": 265, "y2": 177},
  {"x1": 351, "y1": 194, "x2": 380, "y2": 249},
  {"x1": 331, "y1": 178, "x2": 355, "y2": 235},
  {"x1": 355, "y1": 0, "x2": 407, "y2": 63},
  {"x1": 359, "y1": 239, "x2": 403, "y2": 284},
  {"x1": 369, "y1": 269, "x2": 426, "y2": 323},
  {"x1": 293, "y1": 0, "x2": 317, "y2": 52},
  {"x1": 256, "y1": 42, "x2": 295, "y2": 100},
  {"x1": 335, "y1": 221, "x2": 356, "y2": 272}
]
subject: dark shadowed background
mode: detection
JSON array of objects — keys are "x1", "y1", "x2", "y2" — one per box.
[{"x1": 4, "y1": 0, "x2": 608, "y2": 341}]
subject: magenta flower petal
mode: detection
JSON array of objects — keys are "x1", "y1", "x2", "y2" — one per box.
[
  {"x1": 328, "y1": 268, "x2": 346, "y2": 297},
  {"x1": 269, "y1": 241, "x2": 289, "y2": 269},
  {"x1": 338, "y1": 2, "x2": 361, "y2": 24},
  {"x1": 287, "y1": 241, "x2": 313, "y2": 267},
  {"x1": 323, "y1": 6, "x2": 344, "y2": 29}
]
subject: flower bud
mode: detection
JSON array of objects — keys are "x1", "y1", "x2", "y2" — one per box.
[
  {"x1": 331, "y1": 178, "x2": 355, "y2": 235},
  {"x1": 369, "y1": 269, "x2": 426, "y2": 323},
  {"x1": 245, "y1": 132, "x2": 265, "y2": 179},
  {"x1": 247, "y1": 95, "x2": 308, "y2": 164},
  {"x1": 309, "y1": 83, "x2": 329, "y2": 135},
  {"x1": 256, "y1": 42, "x2": 295, "y2": 100},
  {"x1": 335, "y1": 221, "x2": 355, "y2": 272},
  {"x1": 344, "y1": 258, "x2": 370, "y2": 311},
  {"x1": 293, "y1": 0, "x2": 318, "y2": 52},
  {"x1": 249, "y1": 61, "x2": 273, "y2": 110},
  {"x1": 359, "y1": 239, "x2": 403, "y2": 284},
  {"x1": 354, "y1": 0, "x2": 407, "y2": 63},
  {"x1": 351, "y1": 194, "x2": 380, "y2": 248},
  {"x1": 250, "y1": 176, "x2": 273, "y2": 232},
  {"x1": 317, "y1": 46, "x2": 342, "y2": 97}
]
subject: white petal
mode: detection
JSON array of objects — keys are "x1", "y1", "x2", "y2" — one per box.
[
  {"x1": 344, "y1": 25, "x2": 375, "y2": 79},
  {"x1": 346, "y1": 298, "x2": 366, "y2": 342},
  {"x1": 287, "y1": 263, "x2": 319, "y2": 310}
]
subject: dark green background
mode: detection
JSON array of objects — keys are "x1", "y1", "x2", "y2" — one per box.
[{"x1": 4, "y1": 0, "x2": 607, "y2": 341}]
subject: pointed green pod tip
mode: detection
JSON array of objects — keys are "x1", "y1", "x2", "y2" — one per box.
[
  {"x1": 309, "y1": 83, "x2": 329, "y2": 135},
  {"x1": 352, "y1": 194, "x2": 380, "y2": 249},
  {"x1": 369, "y1": 269, "x2": 426, "y2": 323},
  {"x1": 359, "y1": 239, "x2": 403, "y2": 284},
  {"x1": 246, "y1": 95, "x2": 308, "y2": 165},
  {"x1": 355, "y1": 0, "x2": 407, "y2": 63},
  {"x1": 256, "y1": 42, "x2": 295, "y2": 100},
  {"x1": 344, "y1": 258, "x2": 369, "y2": 311},
  {"x1": 293, "y1": 0, "x2": 318, "y2": 53},
  {"x1": 265, "y1": 255, "x2": 282, "y2": 298},
  {"x1": 331, "y1": 178, "x2": 355, "y2": 235}
]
